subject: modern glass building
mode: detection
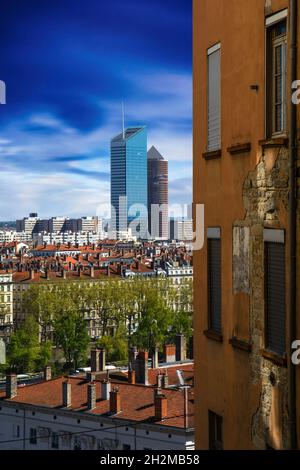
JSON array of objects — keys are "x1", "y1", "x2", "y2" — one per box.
[{"x1": 111, "y1": 127, "x2": 148, "y2": 237}]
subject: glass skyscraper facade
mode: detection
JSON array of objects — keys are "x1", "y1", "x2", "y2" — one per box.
[{"x1": 111, "y1": 127, "x2": 148, "y2": 236}]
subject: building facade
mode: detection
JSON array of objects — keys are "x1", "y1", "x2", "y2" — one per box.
[
  {"x1": 194, "y1": 0, "x2": 299, "y2": 450},
  {"x1": 147, "y1": 146, "x2": 169, "y2": 240},
  {"x1": 111, "y1": 127, "x2": 148, "y2": 237}
]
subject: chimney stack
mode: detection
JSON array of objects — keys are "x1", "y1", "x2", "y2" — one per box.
[
  {"x1": 87, "y1": 383, "x2": 97, "y2": 410},
  {"x1": 44, "y1": 365, "x2": 52, "y2": 381},
  {"x1": 91, "y1": 348, "x2": 106, "y2": 373},
  {"x1": 175, "y1": 335, "x2": 186, "y2": 362},
  {"x1": 101, "y1": 379, "x2": 111, "y2": 401},
  {"x1": 6, "y1": 373, "x2": 17, "y2": 399},
  {"x1": 128, "y1": 364, "x2": 136, "y2": 385},
  {"x1": 163, "y1": 344, "x2": 176, "y2": 364},
  {"x1": 110, "y1": 388, "x2": 121, "y2": 414},
  {"x1": 154, "y1": 392, "x2": 168, "y2": 421},
  {"x1": 152, "y1": 347, "x2": 159, "y2": 369},
  {"x1": 86, "y1": 372, "x2": 96, "y2": 382},
  {"x1": 134, "y1": 350, "x2": 148, "y2": 385},
  {"x1": 161, "y1": 371, "x2": 169, "y2": 389},
  {"x1": 90, "y1": 265, "x2": 95, "y2": 278},
  {"x1": 62, "y1": 380, "x2": 72, "y2": 407}
]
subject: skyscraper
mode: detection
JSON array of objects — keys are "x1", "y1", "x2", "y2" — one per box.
[
  {"x1": 147, "y1": 146, "x2": 169, "y2": 239},
  {"x1": 111, "y1": 127, "x2": 148, "y2": 237}
]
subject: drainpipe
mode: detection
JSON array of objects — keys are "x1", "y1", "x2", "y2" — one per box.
[{"x1": 289, "y1": 0, "x2": 298, "y2": 451}]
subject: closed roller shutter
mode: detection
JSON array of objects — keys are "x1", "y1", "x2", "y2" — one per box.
[
  {"x1": 207, "y1": 47, "x2": 221, "y2": 151},
  {"x1": 208, "y1": 238, "x2": 222, "y2": 334},
  {"x1": 265, "y1": 241, "x2": 286, "y2": 356}
]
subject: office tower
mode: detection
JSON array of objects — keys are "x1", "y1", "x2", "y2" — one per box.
[
  {"x1": 147, "y1": 146, "x2": 168, "y2": 239},
  {"x1": 111, "y1": 127, "x2": 148, "y2": 237},
  {"x1": 193, "y1": 0, "x2": 299, "y2": 450},
  {"x1": 49, "y1": 217, "x2": 67, "y2": 233},
  {"x1": 169, "y1": 219, "x2": 193, "y2": 241},
  {"x1": 16, "y1": 214, "x2": 39, "y2": 234}
]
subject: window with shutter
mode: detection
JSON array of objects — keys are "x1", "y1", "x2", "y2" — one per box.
[
  {"x1": 264, "y1": 231, "x2": 286, "y2": 357},
  {"x1": 207, "y1": 228, "x2": 222, "y2": 334},
  {"x1": 266, "y1": 16, "x2": 287, "y2": 137},
  {"x1": 207, "y1": 44, "x2": 221, "y2": 151}
]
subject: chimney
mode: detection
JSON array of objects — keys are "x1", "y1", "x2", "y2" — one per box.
[
  {"x1": 99, "y1": 348, "x2": 106, "y2": 371},
  {"x1": 6, "y1": 373, "x2": 17, "y2": 399},
  {"x1": 90, "y1": 265, "x2": 95, "y2": 278},
  {"x1": 87, "y1": 383, "x2": 97, "y2": 410},
  {"x1": 156, "y1": 372, "x2": 163, "y2": 388},
  {"x1": 101, "y1": 379, "x2": 111, "y2": 401},
  {"x1": 91, "y1": 348, "x2": 100, "y2": 373},
  {"x1": 86, "y1": 372, "x2": 96, "y2": 382},
  {"x1": 128, "y1": 364, "x2": 136, "y2": 385},
  {"x1": 135, "y1": 350, "x2": 148, "y2": 385},
  {"x1": 62, "y1": 380, "x2": 72, "y2": 407},
  {"x1": 161, "y1": 371, "x2": 169, "y2": 389},
  {"x1": 110, "y1": 388, "x2": 121, "y2": 414},
  {"x1": 163, "y1": 344, "x2": 176, "y2": 364},
  {"x1": 44, "y1": 365, "x2": 52, "y2": 381},
  {"x1": 152, "y1": 347, "x2": 159, "y2": 369},
  {"x1": 154, "y1": 393, "x2": 168, "y2": 421},
  {"x1": 175, "y1": 334, "x2": 187, "y2": 362},
  {"x1": 128, "y1": 346, "x2": 138, "y2": 366}
]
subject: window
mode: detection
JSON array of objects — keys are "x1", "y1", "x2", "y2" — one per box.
[
  {"x1": 207, "y1": 228, "x2": 222, "y2": 334},
  {"x1": 30, "y1": 428, "x2": 37, "y2": 445},
  {"x1": 209, "y1": 411, "x2": 223, "y2": 450},
  {"x1": 51, "y1": 432, "x2": 59, "y2": 449},
  {"x1": 266, "y1": 17, "x2": 287, "y2": 137},
  {"x1": 123, "y1": 444, "x2": 131, "y2": 450},
  {"x1": 264, "y1": 230, "x2": 286, "y2": 356},
  {"x1": 13, "y1": 424, "x2": 20, "y2": 438},
  {"x1": 207, "y1": 43, "x2": 221, "y2": 151},
  {"x1": 74, "y1": 437, "x2": 81, "y2": 450}
]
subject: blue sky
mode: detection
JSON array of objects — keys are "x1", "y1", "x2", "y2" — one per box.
[{"x1": 0, "y1": 0, "x2": 192, "y2": 220}]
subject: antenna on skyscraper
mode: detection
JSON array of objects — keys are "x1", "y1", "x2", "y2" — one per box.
[{"x1": 122, "y1": 101, "x2": 125, "y2": 140}]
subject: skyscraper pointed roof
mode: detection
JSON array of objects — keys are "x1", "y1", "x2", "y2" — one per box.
[{"x1": 147, "y1": 146, "x2": 165, "y2": 161}]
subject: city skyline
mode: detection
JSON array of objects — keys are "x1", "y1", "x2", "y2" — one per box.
[{"x1": 0, "y1": 0, "x2": 192, "y2": 221}]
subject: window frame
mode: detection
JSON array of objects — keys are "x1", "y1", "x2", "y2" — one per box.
[
  {"x1": 207, "y1": 43, "x2": 221, "y2": 152},
  {"x1": 265, "y1": 12, "x2": 288, "y2": 138},
  {"x1": 207, "y1": 228, "x2": 222, "y2": 335},
  {"x1": 264, "y1": 229, "x2": 286, "y2": 358},
  {"x1": 209, "y1": 410, "x2": 223, "y2": 450}
]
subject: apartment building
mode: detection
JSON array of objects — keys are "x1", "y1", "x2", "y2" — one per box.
[
  {"x1": 0, "y1": 273, "x2": 13, "y2": 342},
  {"x1": 194, "y1": 0, "x2": 299, "y2": 449}
]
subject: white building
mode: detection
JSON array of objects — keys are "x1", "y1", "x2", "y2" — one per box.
[
  {"x1": 0, "y1": 273, "x2": 13, "y2": 341},
  {"x1": 0, "y1": 361, "x2": 194, "y2": 451}
]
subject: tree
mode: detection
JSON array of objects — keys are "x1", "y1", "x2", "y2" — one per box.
[
  {"x1": 131, "y1": 290, "x2": 172, "y2": 352},
  {"x1": 7, "y1": 315, "x2": 50, "y2": 373},
  {"x1": 22, "y1": 285, "x2": 58, "y2": 343},
  {"x1": 53, "y1": 297, "x2": 90, "y2": 370},
  {"x1": 97, "y1": 325, "x2": 128, "y2": 363}
]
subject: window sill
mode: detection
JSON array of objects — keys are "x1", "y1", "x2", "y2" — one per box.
[
  {"x1": 227, "y1": 143, "x2": 251, "y2": 156},
  {"x1": 229, "y1": 337, "x2": 252, "y2": 352},
  {"x1": 259, "y1": 137, "x2": 288, "y2": 149},
  {"x1": 261, "y1": 349, "x2": 287, "y2": 367},
  {"x1": 203, "y1": 329, "x2": 223, "y2": 343},
  {"x1": 203, "y1": 149, "x2": 222, "y2": 160}
]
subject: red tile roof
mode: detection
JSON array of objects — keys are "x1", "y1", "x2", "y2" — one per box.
[{"x1": 0, "y1": 367, "x2": 194, "y2": 429}]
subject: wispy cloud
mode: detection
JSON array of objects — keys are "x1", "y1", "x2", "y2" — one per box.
[{"x1": 0, "y1": 0, "x2": 192, "y2": 220}]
